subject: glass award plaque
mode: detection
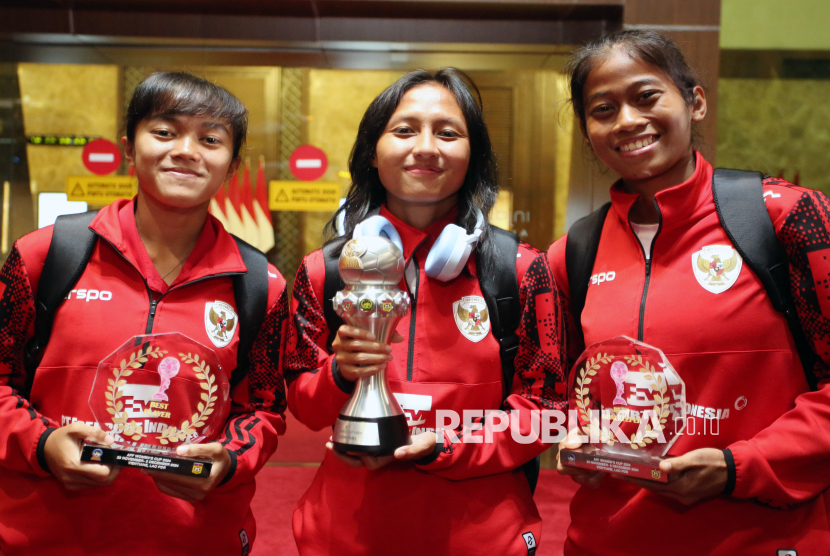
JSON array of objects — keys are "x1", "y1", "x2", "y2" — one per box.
[
  {"x1": 80, "y1": 333, "x2": 230, "y2": 478},
  {"x1": 560, "y1": 336, "x2": 686, "y2": 482}
]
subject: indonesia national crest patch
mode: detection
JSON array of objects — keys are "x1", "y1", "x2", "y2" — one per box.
[
  {"x1": 691, "y1": 245, "x2": 742, "y2": 294},
  {"x1": 453, "y1": 295, "x2": 490, "y2": 343},
  {"x1": 205, "y1": 300, "x2": 238, "y2": 348}
]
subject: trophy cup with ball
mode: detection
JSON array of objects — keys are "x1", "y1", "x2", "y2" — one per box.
[{"x1": 331, "y1": 235, "x2": 411, "y2": 454}]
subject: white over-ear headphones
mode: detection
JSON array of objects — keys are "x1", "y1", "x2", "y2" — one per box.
[
  {"x1": 352, "y1": 211, "x2": 485, "y2": 282},
  {"x1": 353, "y1": 214, "x2": 404, "y2": 251}
]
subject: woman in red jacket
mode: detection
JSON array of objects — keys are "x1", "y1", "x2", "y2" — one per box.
[
  {"x1": 284, "y1": 68, "x2": 567, "y2": 556},
  {"x1": 548, "y1": 30, "x2": 830, "y2": 555},
  {"x1": 0, "y1": 72, "x2": 287, "y2": 555}
]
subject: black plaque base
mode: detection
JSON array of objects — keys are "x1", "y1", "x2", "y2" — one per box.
[
  {"x1": 560, "y1": 448, "x2": 676, "y2": 483},
  {"x1": 333, "y1": 414, "x2": 410, "y2": 455},
  {"x1": 81, "y1": 444, "x2": 212, "y2": 478}
]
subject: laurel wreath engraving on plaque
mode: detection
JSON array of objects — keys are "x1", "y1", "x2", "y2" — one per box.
[
  {"x1": 156, "y1": 353, "x2": 217, "y2": 445},
  {"x1": 105, "y1": 347, "x2": 217, "y2": 444},
  {"x1": 106, "y1": 345, "x2": 167, "y2": 441},
  {"x1": 574, "y1": 353, "x2": 668, "y2": 450}
]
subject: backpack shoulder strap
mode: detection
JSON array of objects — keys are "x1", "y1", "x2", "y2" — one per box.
[
  {"x1": 231, "y1": 236, "x2": 270, "y2": 388},
  {"x1": 322, "y1": 242, "x2": 346, "y2": 353},
  {"x1": 24, "y1": 211, "x2": 99, "y2": 391},
  {"x1": 476, "y1": 227, "x2": 542, "y2": 493},
  {"x1": 712, "y1": 168, "x2": 818, "y2": 390},
  {"x1": 477, "y1": 226, "x2": 521, "y2": 399},
  {"x1": 565, "y1": 202, "x2": 612, "y2": 351}
]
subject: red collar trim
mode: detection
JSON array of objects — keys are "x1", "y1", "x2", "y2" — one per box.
[
  {"x1": 378, "y1": 206, "x2": 460, "y2": 265},
  {"x1": 610, "y1": 152, "x2": 713, "y2": 231},
  {"x1": 90, "y1": 198, "x2": 247, "y2": 294}
]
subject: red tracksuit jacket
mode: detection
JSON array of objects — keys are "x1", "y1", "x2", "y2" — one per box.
[
  {"x1": 0, "y1": 199, "x2": 288, "y2": 556},
  {"x1": 548, "y1": 154, "x2": 830, "y2": 555},
  {"x1": 284, "y1": 206, "x2": 567, "y2": 556}
]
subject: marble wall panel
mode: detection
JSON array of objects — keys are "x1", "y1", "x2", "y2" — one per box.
[{"x1": 718, "y1": 78, "x2": 830, "y2": 193}]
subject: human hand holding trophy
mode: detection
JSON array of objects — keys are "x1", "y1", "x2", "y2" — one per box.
[
  {"x1": 560, "y1": 336, "x2": 686, "y2": 483},
  {"x1": 80, "y1": 332, "x2": 230, "y2": 479}
]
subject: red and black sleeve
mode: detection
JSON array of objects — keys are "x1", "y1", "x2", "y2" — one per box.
[
  {"x1": 417, "y1": 249, "x2": 568, "y2": 480},
  {"x1": 216, "y1": 266, "x2": 288, "y2": 489},
  {"x1": 284, "y1": 253, "x2": 353, "y2": 431},
  {"x1": 0, "y1": 244, "x2": 55, "y2": 476},
  {"x1": 727, "y1": 183, "x2": 830, "y2": 506}
]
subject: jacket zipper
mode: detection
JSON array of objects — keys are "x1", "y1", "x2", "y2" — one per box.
[
  {"x1": 631, "y1": 201, "x2": 663, "y2": 342},
  {"x1": 97, "y1": 234, "x2": 243, "y2": 335},
  {"x1": 405, "y1": 237, "x2": 429, "y2": 382},
  {"x1": 146, "y1": 296, "x2": 158, "y2": 334},
  {"x1": 96, "y1": 235, "x2": 157, "y2": 335},
  {"x1": 142, "y1": 273, "x2": 242, "y2": 334},
  {"x1": 406, "y1": 256, "x2": 420, "y2": 382}
]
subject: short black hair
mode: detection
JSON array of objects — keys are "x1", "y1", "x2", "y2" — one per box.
[
  {"x1": 124, "y1": 72, "x2": 248, "y2": 158},
  {"x1": 567, "y1": 30, "x2": 703, "y2": 135},
  {"x1": 324, "y1": 68, "x2": 499, "y2": 263}
]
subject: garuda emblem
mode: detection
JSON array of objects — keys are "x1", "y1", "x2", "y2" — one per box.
[
  {"x1": 205, "y1": 300, "x2": 238, "y2": 348},
  {"x1": 691, "y1": 245, "x2": 742, "y2": 294},
  {"x1": 453, "y1": 295, "x2": 490, "y2": 343}
]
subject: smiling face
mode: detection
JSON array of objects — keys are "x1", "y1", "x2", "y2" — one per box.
[
  {"x1": 373, "y1": 83, "x2": 471, "y2": 216},
  {"x1": 123, "y1": 114, "x2": 240, "y2": 211},
  {"x1": 582, "y1": 47, "x2": 706, "y2": 194}
]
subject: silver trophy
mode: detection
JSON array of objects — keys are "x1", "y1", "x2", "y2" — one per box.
[{"x1": 332, "y1": 235, "x2": 411, "y2": 454}]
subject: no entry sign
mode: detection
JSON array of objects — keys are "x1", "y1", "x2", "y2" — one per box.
[
  {"x1": 289, "y1": 145, "x2": 328, "y2": 181},
  {"x1": 82, "y1": 139, "x2": 122, "y2": 175}
]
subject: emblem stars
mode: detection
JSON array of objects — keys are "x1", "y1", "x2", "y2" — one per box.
[
  {"x1": 691, "y1": 245, "x2": 743, "y2": 294},
  {"x1": 453, "y1": 295, "x2": 491, "y2": 343},
  {"x1": 205, "y1": 300, "x2": 238, "y2": 348}
]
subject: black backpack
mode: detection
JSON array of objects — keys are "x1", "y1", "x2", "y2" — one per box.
[
  {"x1": 322, "y1": 226, "x2": 543, "y2": 493},
  {"x1": 22, "y1": 211, "x2": 270, "y2": 396},
  {"x1": 565, "y1": 169, "x2": 818, "y2": 390}
]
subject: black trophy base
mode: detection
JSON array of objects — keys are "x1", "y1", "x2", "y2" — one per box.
[
  {"x1": 560, "y1": 448, "x2": 676, "y2": 483},
  {"x1": 332, "y1": 413, "x2": 410, "y2": 455},
  {"x1": 81, "y1": 443, "x2": 212, "y2": 478}
]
